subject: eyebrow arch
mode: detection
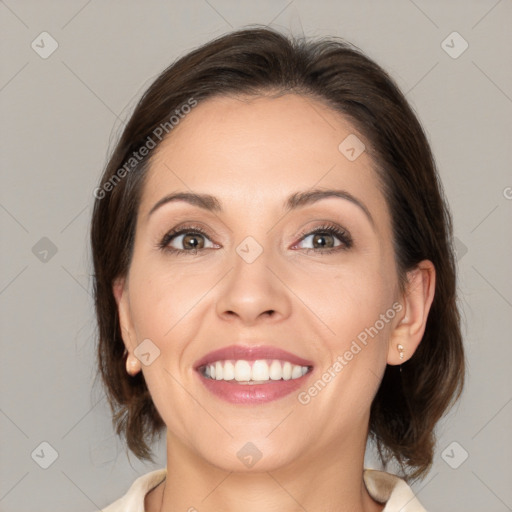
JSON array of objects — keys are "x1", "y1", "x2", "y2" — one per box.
[{"x1": 147, "y1": 188, "x2": 374, "y2": 227}]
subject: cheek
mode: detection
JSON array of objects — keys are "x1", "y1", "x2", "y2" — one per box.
[
  {"x1": 125, "y1": 263, "x2": 209, "y2": 428},
  {"x1": 128, "y1": 258, "x2": 211, "y2": 339},
  {"x1": 287, "y1": 260, "x2": 396, "y2": 410},
  {"x1": 289, "y1": 258, "x2": 392, "y2": 339}
]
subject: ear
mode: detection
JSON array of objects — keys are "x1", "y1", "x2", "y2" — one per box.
[
  {"x1": 113, "y1": 276, "x2": 141, "y2": 376},
  {"x1": 387, "y1": 260, "x2": 436, "y2": 365}
]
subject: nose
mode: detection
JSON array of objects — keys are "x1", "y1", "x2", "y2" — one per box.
[{"x1": 215, "y1": 243, "x2": 292, "y2": 326}]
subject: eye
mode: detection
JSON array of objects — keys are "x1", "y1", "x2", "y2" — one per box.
[
  {"x1": 294, "y1": 223, "x2": 353, "y2": 253},
  {"x1": 158, "y1": 224, "x2": 216, "y2": 254},
  {"x1": 157, "y1": 222, "x2": 353, "y2": 256}
]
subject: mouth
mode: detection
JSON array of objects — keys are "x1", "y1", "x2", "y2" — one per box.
[
  {"x1": 199, "y1": 359, "x2": 311, "y2": 383},
  {"x1": 194, "y1": 345, "x2": 314, "y2": 404}
]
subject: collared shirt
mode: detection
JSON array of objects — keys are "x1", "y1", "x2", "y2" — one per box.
[{"x1": 98, "y1": 467, "x2": 427, "y2": 511}]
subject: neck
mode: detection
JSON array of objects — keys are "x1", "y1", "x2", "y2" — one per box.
[{"x1": 146, "y1": 430, "x2": 384, "y2": 512}]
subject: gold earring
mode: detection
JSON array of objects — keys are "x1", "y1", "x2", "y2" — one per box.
[{"x1": 397, "y1": 344, "x2": 404, "y2": 360}]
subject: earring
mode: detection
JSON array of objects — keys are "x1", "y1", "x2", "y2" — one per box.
[{"x1": 397, "y1": 344, "x2": 405, "y2": 360}]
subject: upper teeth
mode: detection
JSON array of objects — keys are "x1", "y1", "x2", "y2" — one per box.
[{"x1": 202, "y1": 359, "x2": 309, "y2": 382}]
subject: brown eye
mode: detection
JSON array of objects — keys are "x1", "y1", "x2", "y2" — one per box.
[
  {"x1": 183, "y1": 233, "x2": 205, "y2": 250},
  {"x1": 158, "y1": 224, "x2": 216, "y2": 254},
  {"x1": 171, "y1": 232, "x2": 209, "y2": 251},
  {"x1": 310, "y1": 232, "x2": 336, "y2": 249},
  {"x1": 293, "y1": 223, "x2": 353, "y2": 254}
]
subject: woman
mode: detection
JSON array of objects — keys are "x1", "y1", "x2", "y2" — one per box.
[{"x1": 91, "y1": 26, "x2": 464, "y2": 511}]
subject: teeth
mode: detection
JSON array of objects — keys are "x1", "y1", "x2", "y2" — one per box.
[
  {"x1": 201, "y1": 359, "x2": 310, "y2": 382},
  {"x1": 282, "y1": 361, "x2": 292, "y2": 380},
  {"x1": 252, "y1": 360, "x2": 269, "y2": 381},
  {"x1": 215, "y1": 361, "x2": 223, "y2": 380},
  {"x1": 269, "y1": 360, "x2": 282, "y2": 380},
  {"x1": 234, "y1": 360, "x2": 252, "y2": 381},
  {"x1": 223, "y1": 361, "x2": 235, "y2": 380},
  {"x1": 291, "y1": 364, "x2": 303, "y2": 379}
]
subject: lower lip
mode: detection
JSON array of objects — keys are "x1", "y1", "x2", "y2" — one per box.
[{"x1": 197, "y1": 371, "x2": 312, "y2": 404}]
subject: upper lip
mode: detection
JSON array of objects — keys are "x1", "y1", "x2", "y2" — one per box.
[{"x1": 194, "y1": 344, "x2": 314, "y2": 370}]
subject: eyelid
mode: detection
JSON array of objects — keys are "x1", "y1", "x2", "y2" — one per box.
[
  {"x1": 157, "y1": 223, "x2": 216, "y2": 252},
  {"x1": 158, "y1": 221, "x2": 353, "y2": 254},
  {"x1": 292, "y1": 222, "x2": 353, "y2": 251}
]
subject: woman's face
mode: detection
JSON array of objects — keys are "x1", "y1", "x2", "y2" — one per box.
[{"x1": 115, "y1": 93, "x2": 404, "y2": 471}]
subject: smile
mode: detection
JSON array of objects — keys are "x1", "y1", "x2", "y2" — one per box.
[
  {"x1": 194, "y1": 344, "x2": 314, "y2": 404},
  {"x1": 200, "y1": 359, "x2": 310, "y2": 383}
]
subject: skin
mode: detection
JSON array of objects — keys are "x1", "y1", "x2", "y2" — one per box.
[{"x1": 113, "y1": 93, "x2": 435, "y2": 512}]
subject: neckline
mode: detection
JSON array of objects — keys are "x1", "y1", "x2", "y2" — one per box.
[{"x1": 137, "y1": 467, "x2": 421, "y2": 511}]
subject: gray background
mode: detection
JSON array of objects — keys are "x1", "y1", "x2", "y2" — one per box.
[{"x1": 1, "y1": 1, "x2": 511, "y2": 511}]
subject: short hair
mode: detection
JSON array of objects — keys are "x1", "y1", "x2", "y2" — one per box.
[{"x1": 90, "y1": 26, "x2": 465, "y2": 481}]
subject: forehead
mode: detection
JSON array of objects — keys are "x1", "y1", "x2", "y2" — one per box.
[{"x1": 139, "y1": 93, "x2": 387, "y2": 223}]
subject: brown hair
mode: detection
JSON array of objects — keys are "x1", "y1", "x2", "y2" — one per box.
[{"x1": 90, "y1": 26, "x2": 464, "y2": 481}]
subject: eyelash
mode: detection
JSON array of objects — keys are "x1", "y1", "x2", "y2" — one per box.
[{"x1": 157, "y1": 222, "x2": 353, "y2": 256}]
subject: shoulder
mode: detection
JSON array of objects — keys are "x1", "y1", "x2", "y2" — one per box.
[
  {"x1": 97, "y1": 468, "x2": 167, "y2": 512},
  {"x1": 363, "y1": 469, "x2": 428, "y2": 512}
]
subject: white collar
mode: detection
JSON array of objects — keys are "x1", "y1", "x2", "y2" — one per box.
[{"x1": 101, "y1": 467, "x2": 426, "y2": 511}]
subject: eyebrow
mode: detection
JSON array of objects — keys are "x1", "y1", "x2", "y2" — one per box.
[{"x1": 147, "y1": 188, "x2": 375, "y2": 227}]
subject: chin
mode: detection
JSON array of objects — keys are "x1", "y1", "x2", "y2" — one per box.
[{"x1": 197, "y1": 438, "x2": 300, "y2": 473}]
